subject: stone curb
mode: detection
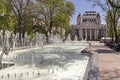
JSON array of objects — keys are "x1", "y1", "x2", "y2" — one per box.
[{"x1": 88, "y1": 51, "x2": 100, "y2": 80}]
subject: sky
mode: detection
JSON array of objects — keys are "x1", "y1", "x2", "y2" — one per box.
[{"x1": 70, "y1": 0, "x2": 106, "y2": 25}]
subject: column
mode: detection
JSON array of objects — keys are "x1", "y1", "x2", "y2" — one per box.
[
  {"x1": 94, "y1": 29, "x2": 97, "y2": 40},
  {"x1": 90, "y1": 29, "x2": 92, "y2": 40},
  {"x1": 79, "y1": 29, "x2": 81, "y2": 40},
  {"x1": 96, "y1": 29, "x2": 98, "y2": 39},
  {"x1": 79, "y1": 29, "x2": 82, "y2": 40},
  {"x1": 85, "y1": 28, "x2": 87, "y2": 40},
  {"x1": 81, "y1": 29, "x2": 83, "y2": 40}
]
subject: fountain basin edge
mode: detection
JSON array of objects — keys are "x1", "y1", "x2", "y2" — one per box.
[{"x1": 87, "y1": 51, "x2": 100, "y2": 80}]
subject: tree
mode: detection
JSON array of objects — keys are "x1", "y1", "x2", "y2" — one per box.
[
  {"x1": 87, "y1": 0, "x2": 120, "y2": 44},
  {"x1": 108, "y1": 0, "x2": 120, "y2": 8},
  {"x1": 106, "y1": 10, "x2": 114, "y2": 42},
  {"x1": 35, "y1": 0, "x2": 75, "y2": 43},
  {"x1": 108, "y1": 0, "x2": 120, "y2": 44},
  {"x1": 9, "y1": 0, "x2": 37, "y2": 46},
  {"x1": 0, "y1": 0, "x2": 15, "y2": 68},
  {"x1": 0, "y1": 0, "x2": 37, "y2": 68},
  {"x1": 56, "y1": 1, "x2": 75, "y2": 41}
]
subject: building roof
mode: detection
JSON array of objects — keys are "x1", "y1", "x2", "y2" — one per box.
[
  {"x1": 79, "y1": 21, "x2": 99, "y2": 29},
  {"x1": 85, "y1": 11, "x2": 96, "y2": 13},
  {"x1": 83, "y1": 11, "x2": 98, "y2": 17}
]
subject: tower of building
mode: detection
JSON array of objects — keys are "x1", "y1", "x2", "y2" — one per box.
[{"x1": 77, "y1": 13, "x2": 81, "y2": 25}]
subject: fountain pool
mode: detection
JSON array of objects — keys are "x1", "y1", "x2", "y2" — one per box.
[{"x1": 0, "y1": 41, "x2": 90, "y2": 80}]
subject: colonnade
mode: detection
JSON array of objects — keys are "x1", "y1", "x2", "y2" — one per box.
[{"x1": 79, "y1": 28, "x2": 98, "y2": 40}]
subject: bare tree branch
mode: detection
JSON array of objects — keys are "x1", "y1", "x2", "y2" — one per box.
[{"x1": 108, "y1": 0, "x2": 120, "y2": 8}]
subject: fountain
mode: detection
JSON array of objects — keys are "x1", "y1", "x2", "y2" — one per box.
[{"x1": 0, "y1": 30, "x2": 90, "y2": 80}]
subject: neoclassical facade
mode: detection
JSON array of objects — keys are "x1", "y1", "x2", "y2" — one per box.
[{"x1": 71, "y1": 11, "x2": 106, "y2": 41}]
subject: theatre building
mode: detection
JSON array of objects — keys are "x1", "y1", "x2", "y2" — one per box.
[{"x1": 71, "y1": 11, "x2": 106, "y2": 41}]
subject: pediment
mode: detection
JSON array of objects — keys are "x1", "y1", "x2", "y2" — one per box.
[{"x1": 79, "y1": 21, "x2": 98, "y2": 29}]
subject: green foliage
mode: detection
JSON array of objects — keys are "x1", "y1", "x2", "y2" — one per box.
[
  {"x1": 36, "y1": 0, "x2": 75, "y2": 41},
  {"x1": 0, "y1": 0, "x2": 75, "y2": 43},
  {"x1": 106, "y1": 0, "x2": 120, "y2": 43},
  {"x1": 0, "y1": 0, "x2": 6, "y2": 14},
  {"x1": 0, "y1": 0, "x2": 16, "y2": 31},
  {"x1": 106, "y1": 10, "x2": 114, "y2": 37}
]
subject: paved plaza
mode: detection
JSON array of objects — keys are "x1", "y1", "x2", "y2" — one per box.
[{"x1": 90, "y1": 41, "x2": 120, "y2": 80}]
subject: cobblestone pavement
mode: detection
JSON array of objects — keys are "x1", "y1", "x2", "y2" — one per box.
[{"x1": 90, "y1": 41, "x2": 120, "y2": 80}]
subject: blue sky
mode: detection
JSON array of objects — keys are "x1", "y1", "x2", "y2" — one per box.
[{"x1": 70, "y1": 0, "x2": 106, "y2": 25}]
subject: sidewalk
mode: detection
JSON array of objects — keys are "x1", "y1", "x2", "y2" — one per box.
[{"x1": 90, "y1": 41, "x2": 120, "y2": 80}]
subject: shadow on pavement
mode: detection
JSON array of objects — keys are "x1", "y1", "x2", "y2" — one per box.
[{"x1": 95, "y1": 49, "x2": 115, "y2": 54}]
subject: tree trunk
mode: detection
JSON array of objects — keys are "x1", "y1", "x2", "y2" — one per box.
[
  {"x1": 114, "y1": 27, "x2": 118, "y2": 44},
  {"x1": 111, "y1": 32, "x2": 114, "y2": 42},
  {"x1": 113, "y1": 18, "x2": 118, "y2": 44},
  {"x1": 22, "y1": 30, "x2": 25, "y2": 46},
  {"x1": 18, "y1": 21, "x2": 22, "y2": 47},
  {"x1": 63, "y1": 32, "x2": 68, "y2": 42},
  {"x1": 45, "y1": 32, "x2": 49, "y2": 44},
  {"x1": 113, "y1": 9, "x2": 119, "y2": 44},
  {"x1": 110, "y1": 25, "x2": 114, "y2": 42},
  {"x1": 63, "y1": 36, "x2": 67, "y2": 42}
]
